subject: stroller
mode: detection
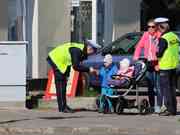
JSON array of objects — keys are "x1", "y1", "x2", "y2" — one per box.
[{"x1": 96, "y1": 60, "x2": 149, "y2": 114}]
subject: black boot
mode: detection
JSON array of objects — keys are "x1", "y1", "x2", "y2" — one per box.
[
  {"x1": 63, "y1": 105, "x2": 75, "y2": 113},
  {"x1": 159, "y1": 110, "x2": 176, "y2": 116}
]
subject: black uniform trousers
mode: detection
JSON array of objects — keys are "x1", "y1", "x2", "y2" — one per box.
[
  {"x1": 159, "y1": 69, "x2": 177, "y2": 114},
  {"x1": 47, "y1": 57, "x2": 69, "y2": 112}
]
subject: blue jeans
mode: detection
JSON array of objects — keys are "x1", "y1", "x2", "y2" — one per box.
[{"x1": 146, "y1": 71, "x2": 163, "y2": 109}]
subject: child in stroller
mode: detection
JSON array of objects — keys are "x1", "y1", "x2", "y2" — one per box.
[
  {"x1": 96, "y1": 58, "x2": 149, "y2": 114},
  {"x1": 108, "y1": 58, "x2": 134, "y2": 88}
]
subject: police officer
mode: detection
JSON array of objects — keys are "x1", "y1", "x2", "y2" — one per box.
[
  {"x1": 155, "y1": 17, "x2": 180, "y2": 116},
  {"x1": 47, "y1": 40, "x2": 101, "y2": 113}
]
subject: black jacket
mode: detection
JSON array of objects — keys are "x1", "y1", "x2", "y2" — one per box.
[
  {"x1": 157, "y1": 31, "x2": 169, "y2": 58},
  {"x1": 69, "y1": 47, "x2": 90, "y2": 72}
]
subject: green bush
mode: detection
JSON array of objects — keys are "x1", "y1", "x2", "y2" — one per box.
[{"x1": 83, "y1": 87, "x2": 100, "y2": 97}]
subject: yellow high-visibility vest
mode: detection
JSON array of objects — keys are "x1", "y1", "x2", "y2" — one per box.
[
  {"x1": 159, "y1": 32, "x2": 179, "y2": 70},
  {"x1": 49, "y1": 42, "x2": 84, "y2": 73}
]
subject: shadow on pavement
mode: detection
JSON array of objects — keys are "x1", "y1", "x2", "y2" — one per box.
[
  {"x1": 0, "y1": 119, "x2": 30, "y2": 124},
  {"x1": 39, "y1": 116, "x2": 84, "y2": 120},
  {"x1": 73, "y1": 108, "x2": 97, "y2": 112}
]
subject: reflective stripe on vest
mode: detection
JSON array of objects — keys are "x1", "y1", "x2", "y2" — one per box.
[
  {"x1": 159, "y1": 32, "x2": 179, "y2": 70},
  {"x1": 49, "y1": 42, "x2": 84, "y2": 73}
]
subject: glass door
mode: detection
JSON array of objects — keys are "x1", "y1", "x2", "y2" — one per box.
[{"x1": 8, "y1": 0, "x2": 26, "y2": 41}]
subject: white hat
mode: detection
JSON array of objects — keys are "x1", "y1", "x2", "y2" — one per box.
[
  {"x1": 154, "y1": 17, "x2": 169, "y2": 23},
  {"x1": 120, "y1": 58, "x2": 130, "y2": 69},
  {"x1": 104, "y1": 54, "x2": 113, "y2": 64},
  {"x1": 86, "y1": 40, "x2": 101, "y2": 49}
]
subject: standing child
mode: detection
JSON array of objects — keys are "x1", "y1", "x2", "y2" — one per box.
[{"x1": 97, "y1": 54, "x2": 118, "y2": 112}]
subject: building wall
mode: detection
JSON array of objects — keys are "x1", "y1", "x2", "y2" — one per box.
[
  {"x1": 32, "y1": 0, "x2": 140, "y2": 78},
  {"x1": 0, "y1": 0, "x2": 8, "y2": 40},
  {"x1": 38, "y1": 0, "x2": 71, "y2": 78},
  {"x1": 112, "y1": 0, "x2": 141, "y2": 40}
]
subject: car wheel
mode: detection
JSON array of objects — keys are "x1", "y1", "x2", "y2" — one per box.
[{"x1": 82, "y1": 72, "x2": 90, "y2": 88}]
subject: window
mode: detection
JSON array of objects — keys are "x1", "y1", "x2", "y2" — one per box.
[
  {"x1": 8, "y1": 0, "x2": 26, "y2": 41},
  {"x1": 111, "y1": 34, "x2": 142, "y2": 55}
]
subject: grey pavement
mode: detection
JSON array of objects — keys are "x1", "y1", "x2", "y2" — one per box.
[
  {"x1": 0, "y1": 97, "x2": 180, "y2": 135},
  {"x1": 0, "y1": 108, "x2": 180, "y2": 135}
]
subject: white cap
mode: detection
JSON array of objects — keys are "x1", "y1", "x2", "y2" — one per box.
[
  {"x1": 120, "y1": 58, "x2": 130, "y2": 69},
  {"x1": 104, "y1": 54, "x2": 113, "y2": 64},
  {"x1": 86, "y1": 40, "x2": 101, "y2": 49},
  {"x1": 154, "y1": 17, "x2": 169, "y2": 23}
]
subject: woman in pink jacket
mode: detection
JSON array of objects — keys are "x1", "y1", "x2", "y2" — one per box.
[{"x1": 133, "y1": 19, "x2": 162, "y2": 113}]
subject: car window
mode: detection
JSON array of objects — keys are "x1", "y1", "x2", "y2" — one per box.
[{"x1": 111, "y1": 34, "x2": 141, "y2": 55}]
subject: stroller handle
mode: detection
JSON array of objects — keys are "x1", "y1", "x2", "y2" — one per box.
[{"x1": 111, "y1": 74, "x2": 132, "y2": 79}]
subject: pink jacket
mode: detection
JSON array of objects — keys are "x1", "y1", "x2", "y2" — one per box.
[
  {"x1": 117, "y1": 66, "x2": 134, "y2": 78},
  {"x1": 133, "y1": 31, "x2": 161, "y2": 61}
]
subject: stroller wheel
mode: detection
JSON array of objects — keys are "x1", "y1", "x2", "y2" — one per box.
[
  {"x1": 115, "y1": 97, "x2": 125, "y2": 114},
  {"x1": 140, "y1": 99, "x2": 149, "y2": 114}
]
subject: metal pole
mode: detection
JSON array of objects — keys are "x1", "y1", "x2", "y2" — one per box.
[
  {"x1": 32, "y1": 0, "x2": 39, "y2": 78},
  {"x1": 136, "y1": 85, "x2": 140, "y2": 113},
  {"x1": 22, "y1": 0, "x2": 26, "y2": 41},
  {"x1": 104, "y1": 0, "x2": 113, "y2": 45},
  {"x1": 92, "y1": 0, "x2": 97, "y2": 42}
]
